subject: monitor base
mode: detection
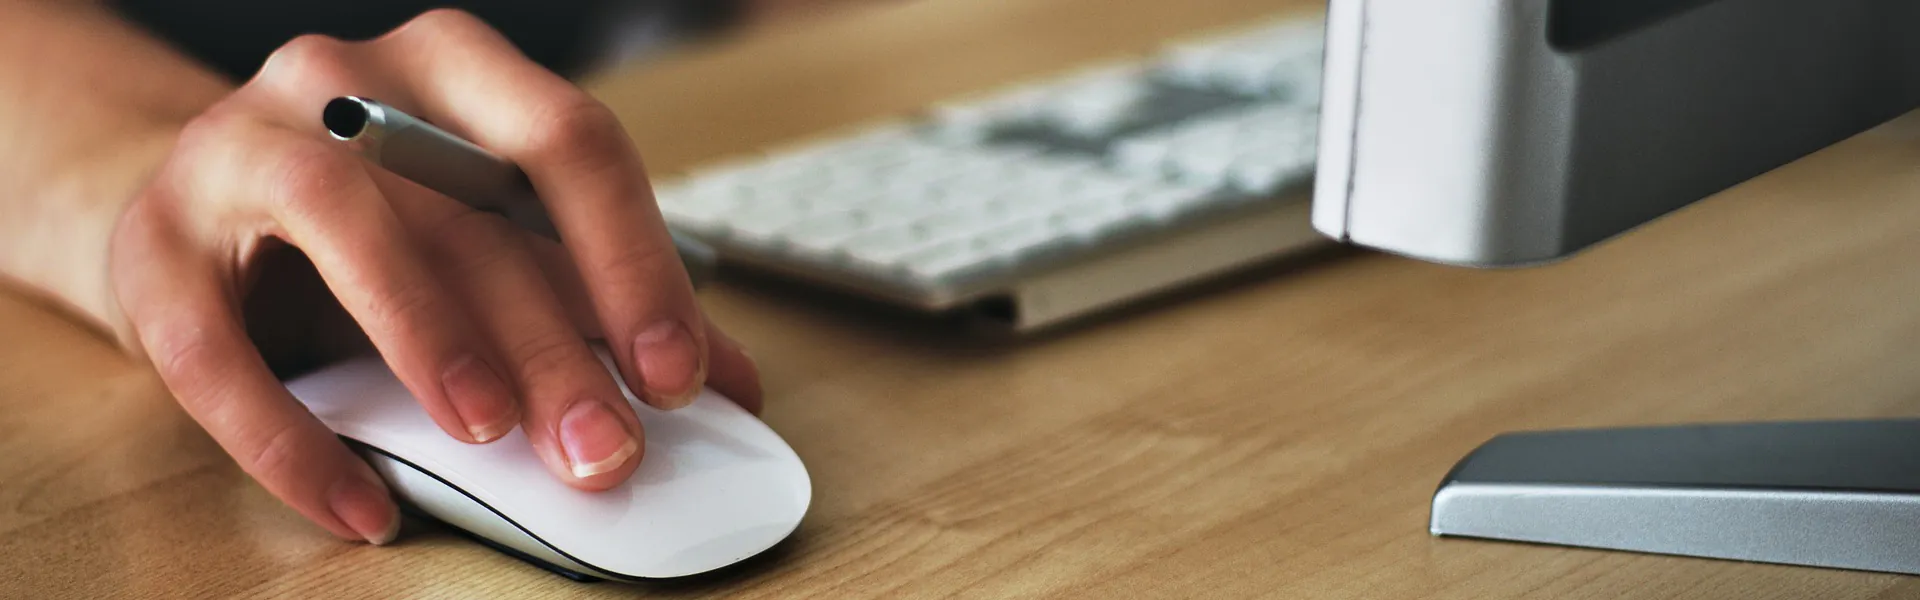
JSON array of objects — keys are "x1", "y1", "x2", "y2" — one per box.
[{"x1": 1432, "y1": 420, "x2": 1920, "y2": 574}]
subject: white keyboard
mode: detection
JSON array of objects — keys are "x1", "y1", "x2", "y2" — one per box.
[{"x1": 654, "y1": 17, "x2": 1328, "y2": 330}]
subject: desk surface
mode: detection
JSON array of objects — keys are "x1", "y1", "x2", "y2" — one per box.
[{"x1": 7, "y1": 0, "x2": 1920, "y2": 597}]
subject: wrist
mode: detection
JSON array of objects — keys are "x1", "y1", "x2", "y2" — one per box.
[
  {"x1": 6, "y1": 122, "x2": 187, "y2": 347},
  {"x1": 0, "y1": 0, "x2": 233, "y2": 349}
]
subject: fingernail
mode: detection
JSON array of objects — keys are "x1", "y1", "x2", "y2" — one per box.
[
  {"x1": 559, "y1": 400, "x2": 640, "y2": 479},
  {"x1": 632, "y1": 320, "x2": 705, "y2": 409},
  {"x1": 442, "y1": 355, "x2": 517, "y2": 443},
  {"x1": 329, "y1": 467, "x2": 400, "y2": 545}
]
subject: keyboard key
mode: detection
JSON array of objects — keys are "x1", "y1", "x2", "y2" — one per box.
[
  {"x1": 985, "y1": 197, "x2": 1062, "y2": 223},
  {"x1": 1158, "y1": 20, "x2": 1326, "y2": 97},
  {"x1": 1112, "y1": 137, "x2": 1173, "y2": 172},
  {"x1": 724, "y1": 206, "x2": 809, "y2": 245},
  {"x1": 977, "y1": 221, "x2": 1066, "y2": 260},
  {"x1": 656, "y1": 202, "x2": 731, "y2": 236},
  {"x1": 1230, "y1": 159, "x2": 1312, "y2": 195},
  {"x1": 1169, "y1": 146, "x2": 1238, "y2": 187},
  {"x1": 902, "y1": 239, "x2": 995, "y2": 281},
  {"x1": 1127, "y1": 187, "x2": 1215, "y2": 220},
  {"x1": 915, "y1": 208, "x2": 1019, "y2": 245},
  {"x1": 854, "y1": 200, "x2": 939, "y2": 227},
  {"x1": 1055, "y1": 204, "x2": 1148, "y2": 240},
  {"x1": 783, "y1": 213, "x2": 868, "y2": 255},
  {"x1": 925, "y1": 104, "x2": 1000, "y2": 144},
  {"x1": 843, "y1": 229, "x2": 939, "y2": 271},
  {"x1": 1034, "y1": 64, "x2": 1152, "y2": 137}
]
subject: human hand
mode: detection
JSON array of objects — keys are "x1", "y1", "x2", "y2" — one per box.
[{"x1": 109, "y1": 9, "x2": 762, "y2": 544}]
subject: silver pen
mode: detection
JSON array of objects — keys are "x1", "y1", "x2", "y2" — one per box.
[{"x1": 322, "y1": 96, "x2": 717, "y2": 285}]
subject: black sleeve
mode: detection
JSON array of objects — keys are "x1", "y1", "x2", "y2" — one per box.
[
  {"x1": 110, "y1": 0, "x2": 745, "y2": 81},
  {"x1": 657, "y1": 0, "x2": 748, "y2": 37}
]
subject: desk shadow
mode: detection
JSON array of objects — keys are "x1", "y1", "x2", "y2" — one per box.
[
  {"x1": 401, "y1": 518, "x2": 806, "y2": 592},
  {"x1": 714, "y1": 243, "x2": 1360, "y2": 354}
]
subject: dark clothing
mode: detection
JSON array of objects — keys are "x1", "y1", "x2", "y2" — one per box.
[{"x1": 111, "y1": 0, "x2": 740, "y2": 79}]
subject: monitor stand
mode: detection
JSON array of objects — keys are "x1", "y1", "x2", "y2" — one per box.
[{"x1": 1431, "y1": 420, "x2": 1920, "y2": 574}]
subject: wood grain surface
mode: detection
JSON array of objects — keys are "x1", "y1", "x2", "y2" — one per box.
[{"x1": 6, "y1": 0, "x2": 1920, "y2": 597}]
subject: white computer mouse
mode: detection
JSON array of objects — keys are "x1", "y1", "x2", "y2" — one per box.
[{"x1": 284, "y1": 351, "x2": 811, "y2": 581}]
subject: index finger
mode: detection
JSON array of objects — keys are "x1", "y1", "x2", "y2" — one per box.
[{"x1": 113, "y1": 198, "x2": 399, "y2": 545}]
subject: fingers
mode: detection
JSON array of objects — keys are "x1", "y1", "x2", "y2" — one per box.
[
  {"x1": 246, "y1": 12, "x2": 751, "y2": 421},
  {"x1": 519, "y1": 238, "x2": 606, "y2": 340},
  {"x1": 703, "y1": 322, "x2": 765, "y2": 414},
  {"x1": 380, "y1": 172, "x2": 644, "y2": 489},
  {"x1": 374, "y1": 10, "x2": 712, "y2": 410},
  {"x1": 522, "y1": 235, "x2": 764, "y2": 413},
  {"x1": 111, "y1": 196, "x2": 398, "y2": 544},
  {"x1": 186, "y1": 116, "x2": 519, "y2": 444}
]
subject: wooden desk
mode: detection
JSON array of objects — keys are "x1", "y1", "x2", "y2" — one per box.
[{"x1": 6, "y1": 0, "x2": 1920, "y2": 597}]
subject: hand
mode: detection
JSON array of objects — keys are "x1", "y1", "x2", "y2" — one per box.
[{"x1": 108, "y1": 9, "x2": 763, "y2": 545}]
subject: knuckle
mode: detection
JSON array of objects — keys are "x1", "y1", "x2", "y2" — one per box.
[
  {"x1": 240, "y1": 422, "x2": 309, "y2": 487},
  {"x1": 172, "y1": 113, "x2": 224, "y2": 151},
  {"x1": 409, "y1": 8, "x2": 487, "y2": 33},
  {"x1": 596, "y1": 241, "x2": 677, "y2": 288},
  {"x1": 171, "y1": 111, "x2": 245, "y2": 166},
  {"x1": 430, "y1": 211, "x2": 526, "y2": 275},
  {"x1": 149, "y1": 326, "x2": 217, "y2": 386},
  {"x1": 362, "y1": 278, "x2": 443, "y2": 334},
  {"x1": 109, "y1": 198, "x2": 159, "y2": 272},
  {"x1": 385, "y1": 8, "x2": 496, "y2": 47},
  {"x1": 431, "y1": 207, "x2": 521, "y2": 253},
  {"x1": 524, "y1": 97, "x2": 629, "y2": 168},
  {"x1": 107, "y1": 214, "x2": 177, "y2": 315},
  {"x1": 146, "y1": 325, "x2": 243, "y2": 409},
  {"x1": 506, "y1": 329, "x2": 588, "y2": 385},
  {"x1": 261, "y1": 34, "x2": 351, "y2": 82},
  {"x1": 266, "y1": 144, "x2": 366, "y2": 224},
  {"x1": 168, "y1": 114, "x2": 246, "y2": 190},
  {"x1": 114, "y1": 188, "x2": 179, "y2": 247}
]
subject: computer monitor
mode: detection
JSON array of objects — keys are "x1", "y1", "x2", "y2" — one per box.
[
  {"x1": 1311, "y1": 0, "x2": 1920, "y2": 576},
  {"x1": 1312, "y1": 0, "x2": 1920, "y2": 267}
]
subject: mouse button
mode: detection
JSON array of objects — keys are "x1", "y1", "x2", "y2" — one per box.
[
  {"x1": 637, "y1": 467, "x2": 810, "y2": 538},
  {"x1": 287, "y1": 357, "x2": 447, "y2": 443},
  {"x1": 536, "y1": 394, "x2": 809, "y2": 578},
  {"x1": 283, "y1": 360, "x2": 547, "y2": 508},
  {"x1": 634, "y1": 523, "x2": 801, "y2": 579},
  {"x1": 628, "y1": 393, "x2": 789, "y2": 478},
  {"x1": 397, "y1": 428, "x2": 549, "y2": 494},
  {"x1": 554, "y1": 458, "x2": 811, "y2": 578}
]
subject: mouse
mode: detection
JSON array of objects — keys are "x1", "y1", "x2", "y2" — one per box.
[{"x1": 284, "y1": 349, "x2": 811, "y2": 581}]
